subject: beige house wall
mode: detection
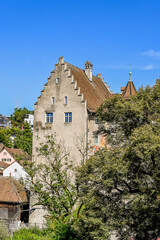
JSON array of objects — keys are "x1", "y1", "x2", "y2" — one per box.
[
  {"x1": 30, "y1": 57, "x2": 102, "y2": 226},
  {"x1": 32, "y1": 62, "x2": 92, "y2": 165}
]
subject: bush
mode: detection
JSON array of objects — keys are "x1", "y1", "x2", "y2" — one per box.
[
  {"x1": 53, "y1": 221, "x2": 80, "y2": 240},
  {"x1": 13, "y1": 227, "x2": 53, "y2": 240}
]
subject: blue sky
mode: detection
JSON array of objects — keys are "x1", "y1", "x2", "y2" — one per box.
[{"x1": 0, "y1": 0, "x2": 160, "y2": 115}]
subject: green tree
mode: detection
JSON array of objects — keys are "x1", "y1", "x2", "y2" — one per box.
[
  {"x1": 10, "y1": 107, "x2": 33, "y2": 128},
  {"x1": 14, "y1": 122, "x2": 33, "y2": 156},
  {"x1": 0, "y1": 107, "x2": 33, "y2": 156},
  {"x1": 0, "y1": 128, "x2": 12, "y2": 147},
  {"x1": 77, "y1": 80, "x2": 160, "y2": 240},
  {"x1": 0, "y1": 123, "x2": 32, "y2": 156},
  {"x1": 28, "y1": 135, "x2": 83, "y2": 240}
]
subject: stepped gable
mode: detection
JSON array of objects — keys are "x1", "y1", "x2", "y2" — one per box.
[
  {"x1": 66, "y1": 63, "x2": 111, "y2": 112},
  {"x1": 0, "y1": 177, "x2": 27, "y2": 203}
]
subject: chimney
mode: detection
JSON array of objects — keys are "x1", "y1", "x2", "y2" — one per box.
[
  {"x1": 97, "y1": 73, "x2": 101, "y2": 78},
  {"x1": 59, "y1": 56, "x2": 64, "y2": 64},
  {"x1": 85, "y1": 61, "x2": 93, "y2": 82}
]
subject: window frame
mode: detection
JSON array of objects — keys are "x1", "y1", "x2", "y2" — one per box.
[
  {"x1": 64, "y1": 96, "x2": 67, "y2": 105},
  {"x1": 56, "y1": 77, "x2": 60, "y2": 84},
  {"x1": 64, "y1": 112, "x2": 72, "y2": 123},
  {"x1": 46, "y1": 113, "x2": 53, "y2": 123}
]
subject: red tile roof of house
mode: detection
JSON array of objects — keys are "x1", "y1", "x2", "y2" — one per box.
[
  {"x1": 67, "y1": 63, "x2": 111, "y2": 112},
  {"x1": 0, "y1": 177, "x2": 27, "y2": 203},
  {"x1": 0, "y1": 162, "x2": 9, "y2": 173},
  {"x1": 0, "y1": 144, "x2": 31, "y2": 164}
]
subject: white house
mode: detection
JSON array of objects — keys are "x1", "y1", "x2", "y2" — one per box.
[
  {"x1": 3, "y1": 161, "x2": 30, "y2": 183},
  {"x1": 24, "y1": 114, "x2": 34, "y2": 130}
]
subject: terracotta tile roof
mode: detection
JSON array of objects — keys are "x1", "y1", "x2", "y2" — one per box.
[
  {"x1": 0, "y1": 143, "x2": 4, "y2": 152},
  {"x1": 67, "y1": 63, "x2": 111, "y2": 112},
  {"x1": 0, "y1": 144, "x2": 31, "y2": 165},
  {"x1": 0, "y1": 161, "x2": 9, "y2": 173},
  {"x1": 121, "y1": 87, "x2": 125, "y2": 91},
  {"x1": 4, "y1": 147, "x2": 31, "y2": 162},
  {"x1": 0, "y1": 161, "x2": 9, "y2": 168},
  {"x1": 122, "y1": 81, "x2": 136, "y2": 99},
  {"x1": 0, "y1": 177, "x2": 27, "y2": 203}
]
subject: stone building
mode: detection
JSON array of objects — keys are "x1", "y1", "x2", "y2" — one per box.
[
  {"x1": 32, "y1": 57, "x2": 112, "y2": 165},
  {"x1": 30, "y1": 57, "x2": 136, "y2": 227}
]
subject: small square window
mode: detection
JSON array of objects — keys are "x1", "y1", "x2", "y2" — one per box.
[
  {"x1": 65, "y1": 112, "x2": 72, "y2": 123},
  {"x1": 52, "y1": 97, "x2": 55, "y2": 104},
  {"x1": 3, "y1": 152, "x2": 7, "y2": 155},
  {"x1": 46, "y1": 113, "x2": 53, "y2": 123},
  {"x1": 56, "y1": 78, "x2": 59, "y2": 83},
  {"x1": 7, "y1": 158, "x2": 11, "y2": 162},
  {"x1": 64, "y1": 96, "x2": 67, "y2": 104}
]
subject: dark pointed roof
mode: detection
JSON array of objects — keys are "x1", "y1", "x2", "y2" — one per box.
[{"x1": 122, "y1": 80, "x2": 136, "y2": 99}]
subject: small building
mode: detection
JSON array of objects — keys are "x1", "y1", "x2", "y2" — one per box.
[
  {"x1": 0, "y1": 177, "x2": 29, "y2": 231},
  {"x1": 0, "y1": 161, "x2": 30, "y2": 184},
  {"x1": 0, "y1": 144, "x2": 31, "y2": 165},
  {"x1": 24, "y1": 114, "x2": 34, "y2": 130},
  {"x1": 0, "y1": 116, "x2": 11, "y2": 128}
]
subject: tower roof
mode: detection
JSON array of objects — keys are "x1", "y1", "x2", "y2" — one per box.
[{"x1": 122, "y1": 80, "x2": 136, "y2": 99}]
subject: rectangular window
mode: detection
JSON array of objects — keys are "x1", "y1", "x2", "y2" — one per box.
[
  {"x1": 52, "y1": 97, "x2": 55, "y2": 104},
  {"x1": 64, "y1": 96, "x2": 67, "y2": 104},
  {"x1": 1, "y1": 158, "x2": 6, "y2": 161},
  {"x1": 94, "y1": 136, "x2": 98, "y2": 144},
  {"x1": 56, "y1": 78, "x2": 59, "y2": 83},
  {"x1": 65, "y1": 112, "x2": 72, "y2": 123},
  {"x1": 46, "y1": 113, "x2": 53, "y2": 123}
]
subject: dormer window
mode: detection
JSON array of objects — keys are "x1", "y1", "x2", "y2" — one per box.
[
  {"x1": 64, "y1": 96, "x2": 67, "y2": 104},
  {"x1": 52, "y1": 97, "x2": 55, "y2": 104},
  {"x1": 56, "y1": 78, "x2": 60, "y2": 84}
]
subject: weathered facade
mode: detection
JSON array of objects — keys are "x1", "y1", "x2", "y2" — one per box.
[
  {"x1": 32, "y1": 57, "x2": 111, "y2": 165},
  {"x1": 30, "y1": 57, "x2": 136, "y2": 227}
]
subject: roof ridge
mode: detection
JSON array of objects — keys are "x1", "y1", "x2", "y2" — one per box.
[{"x1": 65, "y1": 62, "x2": 100, "y2": 79}]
